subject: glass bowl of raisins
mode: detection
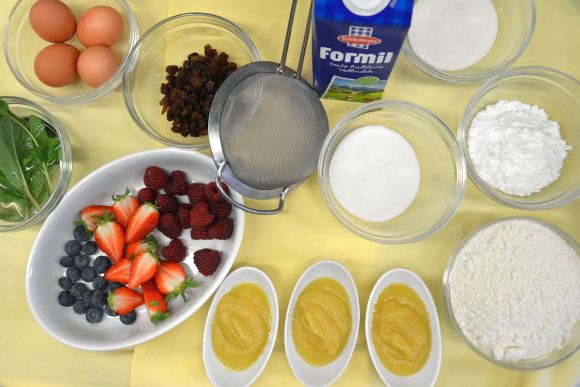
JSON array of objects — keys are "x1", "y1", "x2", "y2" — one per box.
[{"x1": 123, "y1": 13, "x2": 260, "y2": 149}]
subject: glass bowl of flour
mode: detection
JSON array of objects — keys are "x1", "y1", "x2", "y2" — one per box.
[
  {"x1": 459, "y1": 66, "x2": 579, "y2": 209},
  {"x1": 443, "y1": 217, "x2": 580, "y2": 370},
  {"x1": 402, "y1": 0, "x2": 535, "y2": 83},
  {"x1": 318, "y1": 100, "x2": 466, "y2": 244}
]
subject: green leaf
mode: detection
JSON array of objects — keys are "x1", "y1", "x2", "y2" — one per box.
[{"x1": 0, "y1": 100, "x2": 8, "y2": 116}]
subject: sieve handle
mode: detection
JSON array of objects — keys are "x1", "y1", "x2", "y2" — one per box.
[{"x1": 216, "y1": 162, "x2": 290, "y2": 215}]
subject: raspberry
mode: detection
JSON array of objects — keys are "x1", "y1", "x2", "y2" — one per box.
[
  {"x1": 189, "y1": 202, "x2": 215, "y2": 228},
  {"x1": 161, "y1": 239, "x2": 186, "y2": 262},
  {"x1": 191, "y1": 228, "x2": 209, "y2": 240},
  {"x1": 177, "y1": 203, "x2": 191, "y2": 229},
  {"x1": 193, "y1": 249, "x2": 221, "y2": 276},
  {"x1": 143, "y1": 166, "x2": 168, "y2": 190},
  {"x1": 208, "y1": 218, "x2": 233, "y2": 240},
  {"x1": 187, "y1": 183, "x2": 207, "y2": 206},
  {"x1": 158, "y1": 213, "x2": 182, "y2": 239},
  {"x1": 156, "y1": 194, "x2": 178, "y2": 214},
  {"x1": 137, "y1": 187, "x2": 157, "y2": 204},
  {"x1": 164, "y1": 170, "x2": 189, "y2": 195},
  {"x1": 209, "y1": 201, "x2": 232, "y2": 219},
  {"x1": 205, "y1": 182, "x2": 230, "y2": 203}
]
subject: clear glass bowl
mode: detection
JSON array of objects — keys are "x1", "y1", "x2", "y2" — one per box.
[
  {"x1": 402, "y1": 0, "x2": 536, "y2": 83},
  {"x1": 318, "y1": 100, "x2": 466, "y2": 244},
  {"x1": 123, "y1": 13, "x2": 260, "y2": 150},
  {"x1": 458, "y1": 66, "x2": 579, "y2": 209},
  {"x1": 443, "y1": 216, "x2": 580, "y2": 370},
  {"x1": 4, "y1": 0, "x2": 139, "y2": 105},
  {"x1": 0, "y1": 96, "x2": 72, "y2": 232}
]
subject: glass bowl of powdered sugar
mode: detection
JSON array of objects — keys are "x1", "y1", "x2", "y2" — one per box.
[
  {"x1": 443, "y1": 217, "x2": 580, "y2": 370},
  {"x1": 458, "y1": 66, "x2": 579, "y2": 209}
]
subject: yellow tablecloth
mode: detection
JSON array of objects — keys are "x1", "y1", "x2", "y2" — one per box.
[{"x1": 1, "y1": 0, "x2": 578, "y2": 386}]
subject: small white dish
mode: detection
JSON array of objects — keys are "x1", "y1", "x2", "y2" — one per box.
[
  {"x1": 203, "y1": 267, "x2": 278, "y2": 387},
  {"x1": 365, "y1": 269, "x2": 442, "y2": 387},
  {"x1": 26, "y1": 148, "x2": 245, "y2": 351},
  {"x1": 284, "y1": 260, "x2": 360, "y2": 387}
]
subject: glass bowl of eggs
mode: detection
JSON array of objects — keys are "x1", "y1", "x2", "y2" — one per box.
[
  {"x1": 4, "y1": 0, "x2": 139, "y2": 104},
  {"x1": 402, "y1": 0, "x2": 535, "y2": 83}
]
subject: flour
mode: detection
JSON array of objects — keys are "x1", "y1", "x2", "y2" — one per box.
[
  {"x1": 449, "y1": 219, "x2": 580, "y2": 362},
  {"x1": 408, "y1": 0, "x2": 498, "y2": 71},
  {"x1": 467, "y1": 100, "x2": 572, "y2": 196}
]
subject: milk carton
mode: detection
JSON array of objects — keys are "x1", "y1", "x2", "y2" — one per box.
[{"x1": 312, "y1": 0, "x2": 413, "y2": 102}]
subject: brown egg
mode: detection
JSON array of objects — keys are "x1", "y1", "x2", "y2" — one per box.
[
  {"x1": 77, "y1": 6, "x2": 124, "y2": 47},
  {"x1": 77, "y1": 46, "x2": 121, "y2": 88},
  {"x1": 29, "y1": 0, "x2": 76, "y2": 43},
  {"x1": 34, "y1": 43, "x2": 80, "y2": 87}
]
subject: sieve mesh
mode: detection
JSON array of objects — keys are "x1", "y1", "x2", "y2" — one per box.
[{"x1": 219, "y1": 72, "x2": 328, "y2": 190}]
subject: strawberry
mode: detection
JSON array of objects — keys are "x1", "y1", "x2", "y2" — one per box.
[
  {"x1": 155, "y1": 262, "x2": 197, "y2": 302},
  {"x1": 128, "y1": 250, "x2": 159, "y2": 289},
  {"x1": 79, "y1": 205, "x2": 113, "y2": 232},
  {"x1": 94, "y1": 213, "x2": 125, "y2": 262},
  {"x1": 189, "y1": 202, "x2": 215, "y2": 228},
  {"x1": 124, "y1": 235, "x2": 159, "y2": 260},
  {"x1": 125, "y1": 203, "x2": 160, "y2": 243},
  {"x1": 141, "y1": 280, "x2": 170, "y2": 324},
  {"x1": 104, "y1": 258, "x2": 132, "y2": 283},
  {"x1": 107, "y1": 287, "x2": 144, "y2": 315},
  {"x1": 112, "y1": 188, "x2": 139, "y2": 229}
]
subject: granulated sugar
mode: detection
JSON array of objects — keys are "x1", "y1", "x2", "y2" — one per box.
[
  {"x1": 449, "y1": 219, "x2": 580, "y2": 362},
  {"x1": 467, "y1": 100, "x2": 572, "y2": 196}
]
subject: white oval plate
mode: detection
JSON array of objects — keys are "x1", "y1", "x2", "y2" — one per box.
[
  {"x1": 26, "y1": 148, "x2": 245, "y2": 351},
  {"x1": 365, "y1": 269, "x2": 442, "y2": 387},
  {"x1": 203, "y1": 267, "x2": 279, "y2": 387},
  {"x1": 284, "y1": 260, "x2": 360, "y2": 387}
]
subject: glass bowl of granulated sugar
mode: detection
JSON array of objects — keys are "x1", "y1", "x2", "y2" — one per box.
[
  {"x1": 458, "y1": 66, "x2": 579, "y2": 210},
  {"x1": 402, "y1": 0, "x2": 535, "y2": 83},
  {"x1": 444, "y1": 217, "x2": 580, "y2": 370}
]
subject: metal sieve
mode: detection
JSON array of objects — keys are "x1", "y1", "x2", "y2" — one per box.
[{"x1": 208, "y1": 0, "x2": 328, "y2": 215}]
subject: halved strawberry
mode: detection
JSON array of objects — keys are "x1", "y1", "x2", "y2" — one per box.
[
  {"x1": 79, "y1": 205, "x2": 113, "y2": 232},
  {"x1": 155, "y1": 262, "x2": 197, "y2": 302},
  {"x1": 107, "y1": 287, "x2": 144, "y2": 315},
  {"x1": 94, "y1": 213, "x2": 125, "y2": 262},
  {"x1": 124, "y1": 236, "x2": 159, "y2": 260},
  {"x1": 141, "y1": 280, "x2": 170, "y2": 324},
  {"x1": 125, "y1": 203, "x2": 160, "y2": 243},
  {"x1": 104, "y1": 259, "x2": 132, "y2": 283},
  {"x1": 112, "y1": 189, "x2": 139, "y2": 229},
  {"x1": 128, "y1": 250, "x2": 159, "y2": 289}
]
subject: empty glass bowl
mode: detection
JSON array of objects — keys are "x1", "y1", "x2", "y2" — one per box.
[
  {"x1": 318, "y1": 100, "x2": 466, "y2": 244},
  {"x1": 4, "y1": 0, "x2": 139, "y2": 104},
  {"x1": 458, "y1": 66, "x2": 579, "y2": 209},
  {"x1": 402, "y1": 0, "x2": 535, "y2": 83},
  {"x1": 123, "y1": 13, "x2": 260, "y2": 149}
]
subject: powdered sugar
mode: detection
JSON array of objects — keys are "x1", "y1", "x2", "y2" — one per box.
[
  {"x1": 467, "y1": 100, "x2": 572, "y2": 196},
  {"x1": 449, "y1": 219, "x2": 580, "y2": 362}
]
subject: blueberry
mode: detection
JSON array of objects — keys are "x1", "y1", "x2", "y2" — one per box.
[
  {"x1": 86, "y1": 307, "x2": 104, "y2": 324},
  {"x1": 66, "y1": 266, "x2": 81, "y2": 282},
  {"x1": 82, "y1": 241, "x2": 98, "y2": 255},
  {"x1": 104, "y1": 304, "x2": 117, "y2": 317},
  {"x1": 64, "y1": 240, "x2": 82, "y2": 256},
  {"x1": 93, "y1": 256, "x2": 112, "y2": 274},
  {"x1": 58, "y1": 291, "x2": 75, "y2": 307},
  {"x1": 106, "y1": 282, "x2": 122, "y2": 293},
  {"x1": 91, "y1": 291, "x2": 107, "y2": 307},
  {"x1": 70, "y1": 282, "x2": 88, "y2": 299},
  {"x1": 81, "y1": 267, "x2": 97, "y2": 282},
  {"x1": 72, "y1": 300, "x2": 88, "y2": 314},
  {"x1": 82, "y1": 290, "x2": 94, "y2": 307},
  {"x1": 120, "y1": 311, "x2": 137, "y2": 325},
  {"x1": 58, "y1": 277, "x2": 73, "y2": 290},
  {"x1": 59, "y1": 255, "x2": 75, "y2": 268},
  {"x1": 74, "y1": 255, "x2": 90, "y2": 270},
  {"x1": 73, "y1": 225, "x2": 91, "y2": 243},
  {"x1": 92, "y1": 276, "x2": 108, "y2": 291}
]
